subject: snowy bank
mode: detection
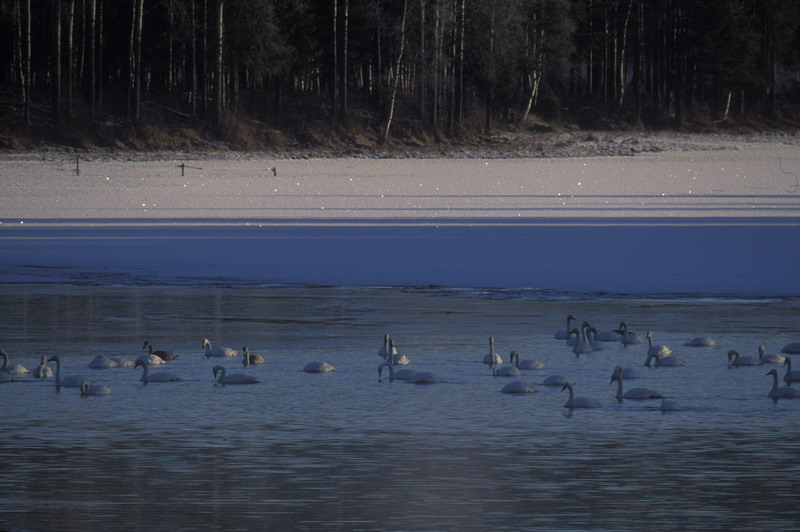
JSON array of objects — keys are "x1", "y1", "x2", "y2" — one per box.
[{"x1": 1, "y1": 135, "x2": 799, "y2": 296}]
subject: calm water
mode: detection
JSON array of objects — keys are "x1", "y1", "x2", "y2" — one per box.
[{"x1": 1, "y1": 284, "x2": 799, "y2": 531}]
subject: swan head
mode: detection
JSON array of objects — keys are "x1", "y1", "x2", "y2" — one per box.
[
  {"x1": 560, "y1": 382, "x2": 573, "y2": 392},
  {"x1": 212, "y1": 365, "x2": 225, "y2": 378},
  {"x1": 142, "y1": 341, "x2": 151, "y2": 350},
  {"x1": 646, "y1": 331, "x2": 653, "y2": 340},
  {"x1": 47, "y1": 355, "x2": 60, "y2": 363},
  {"x1": 202, "y1": 338, "x2": 211, "y2": 348},
  {"x1": 784, "y1": 356, "x2": 792, "y2": 367},
  {"x1": 759, "y1": 345, "x2": 765, "y2": 356},
  {"x1": 766, "y1": 369, "x2": 778, "y2": 377},
  {"x1": 610, "y1": 373, "x2": 621, "y2": 384},
  {"x1": 567, "y1": 314, "x2": 575, "y2": 320},
  {"x1": 134, "y1": 359, "x2": 146, "y2": 370},
  {"x1": 727, "y1": 350, "x2": 739, "y2": 361}
]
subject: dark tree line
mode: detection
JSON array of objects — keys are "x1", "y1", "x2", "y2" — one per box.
[{"x1": 1, "y1": 0, "x2": 799, "y2": 144}]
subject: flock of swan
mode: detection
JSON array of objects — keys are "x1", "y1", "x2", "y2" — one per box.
[{"x1": 3, "y1": 321, "x2": 800, "y2": 410}]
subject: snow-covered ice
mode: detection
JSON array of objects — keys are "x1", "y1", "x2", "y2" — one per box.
[{"x1": 1, "y1": 137, "x2": 799, "y2": 295}]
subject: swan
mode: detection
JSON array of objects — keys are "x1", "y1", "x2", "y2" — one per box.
[
  {"x1": 543, "y1": 374, "x2": 568, "y2": 386},
  {"x1": 616, "y1": 322, "x2": 642, "y2": 345},
  {"x1": 134, "y1": 359, "x2": 181, "y2": 383},
  {"x1": 727, "y1": 349, "x2": 761, "y2": 367},
  {"x1": 685, "y1": 336, "x2": 715, "y2": 347},
  {"x1": 661, "y1": 398, "x2": 681, "y2": 412},
  {"x1": 758, "y1": 345, "x2": 785, "y2": 365},
  {"x1": 766, "y1": 369, "x2": 800, "y2": 398},
  {"x1": 303, "y1": 361, "x2": 336, "y2": 373},
  {"x1": 135, "y1": 353, "x2": 165, "y2": 366},
  {"x1": 501, "y1": 380, "x2": 537, "y2": 394},
  {"x1": 0, "y1": 351, "x2": 30, "y2": 375},
  {"x1": 561, "y1": 382, "x2": 602, "y2": 409},
  {"x1": 483, "y1": 337, "x2": 503, "y2": 365},
  {"x1": 33, "y1": 356, "x2": 53, "y2": 379},
  {"x1": 595, "y1": 326, "x2": 622, "y2": 342},
  {"x1": 142, "y1": 341, "x2": 179, "y2": 361},
  {"x1": 568, "y1": 325, "x2": 593, "y2": 355},
  {"x1": 783, "y1": 357, "x2": 800, "y2": 384},
  {"x1": 213, "y1": 365, "x2": 259, "y2": 385},
  {"x1": 88, "y1": 355, "x2": 119, "y2": 369},
  {"x1": 782, "y1": 342, "x2": 800, "y2": 354},
  {"x1": 645, "y1": 353, "x2": 685, "y2": 367},
  {"x1": 80, "y1": 382, "x2": 112, "y2": 396},
  {"x1": 407, "y1": 371, "x2": 440, "y2": 384},
  {"x1": 378, "y1": 334, "x2": 398, "y2": 357},
  {"x1": 554, "y1": 314, "x2": 576, "y2": 340},
  {"x1": 202, "y1": 338, "x2": 238, "y2": 357},
  {"x1": 378, "y1": 363, "x2": 417, "y2": 381},
  {"x1": 110, "y1": 356, "x2": 134, "y2": 367},
  {"x1": 48, "y1": 356, "x2": 93, "y2": 388},
  {"x1": 585, "y1": 327, "x2": 604, "y2": 351},
  {"x1": 610, "y1": 372, "x2": 663, "y2": 401},
  {"x1": 384, "y1": 339, "x2": 409, "y2": 366},
  {"x1": 242, "y1": 346, "x2": 265, "y2": 366},
  {"x1": 613, "y1": 365, "x2": 641, "y2": 379},
  {"x1": 493, "y1": 364, "x2": 522, "y2": 377},
  {"x1": 646, "y1": 331, "x2": 672, "y2": 357},
  {"x1": 510, "y1": 351, "x2": 544, "y2": 370}
]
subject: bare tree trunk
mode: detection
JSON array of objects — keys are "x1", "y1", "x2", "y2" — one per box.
[
  {"x1": 133, "y1": 0, "x2": 144, "y2": 122},
  {"x1": 215, "y1": 0, "x2": 225, "y2": 125},
  {"x1": 617, "y1": 0, "x2": 633, "y2": 106},
  {"x1": 331, "y1": 0, "x2": 337, "y2": 119},
  {"x1": 89, "y1": 0, "x2": 96, "y2": 118},
  {"x1": 97, "y1": 0, "x2": 103, "y2": 109},
  {"x1": 66, "y1": 0, "x2": 75, "y2": 120},
  {"x1": 191, "y1": 0, "x2": 197, "y2": 113},
  {"x1": 418, "y1": 0, "x2": 427, "y2": 125},
  {"x1": 339, "y1": 0, "x2": 348, "y2": 126},
  {"x1": 52, "y1": 0, "x2": 62, "y2": 125},
  {"x1": 381, "y1": 0, "x2": 409, "y2": 143},
  {"x1": 23, "y1": 0, "x2": 31, "y2": 130}
]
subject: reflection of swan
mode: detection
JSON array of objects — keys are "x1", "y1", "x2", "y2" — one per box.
[
  {"x1": 614, "y1": 365, "x2": 641, "y2": 379},
  {"x1": 134, "y1": 359, "x2": 181, "y2": 383},
  {"x1": 766, "y1": 369, "x2": 800, "y2": 399},
  {"x1": 616, "y1": 322, "x2": 642, "y2": 345},
  {"x1": 378, "y1": 334, "x2": 397, "y2": 357},
  {"x1": 554, "y1": 315, "x2": 576, "y2": 340},
  {"x1": 758, "y1": 345, "x2": 785, "y2": 365},
  {"x1": 202, "y1": 338, "x2": 238, "y2": 357},
  {"x1": 242, "y1": 346, "x2": 265, "y2": 366},
  {"x1": 562, "y1": 382, "x2": 601, "y2": 408},
  {"x1": 611, "y1": 372, "x2": 663, "y2": 400},
  {"x1": 80, "y1": 382, "x2": 112, "y2": 396},
  {"x1": 135, "y1": 353, "x2": 165, "y2": 366},
  {"x1": 543, "y1": 374, "x2": 568, "y2": 386},
  {"x1": 142, "y1": 341, "x2": 179, "y2": 361},
  {"x1": 646, "y1": 332, "x2": 672, "y2": 357},
  {"x1": 685, "y1": 336, "x2": 715, "y2": 347},
  {"x1": 645, "y1": 353, "x2": 685, "y2": 367},
  {"x1": 48, "y1": 356, "x2": 93, "y2": 388},
  {"x1": 727, "y1": 349, "x2": 761, "y2": 367},
  {"x1": 213, "y1": 365, "x2": 259, "y2": 384},
  {"x1": 782, "y1": 342, "x2": 800, "y2": 354},
  {"x1": 783, "y1": 357, "x2": 800, "y2": 384},
  {"x1": 1, "y1": 351, "x2": 30, "y2": 375},
  {"x1": 510, "y1": 351, "x2": 544, "y2": 370},
  {"x1": 88, "y1": 356, "x2": 118, "y2": 369},
  {"x1": 33, "y1": 356, "x2": 53, "y2": 379},
  {"x1": 303, "y1": 361, "x2": 336, "y2": 373},
  {"x1": 483, "y1": 337, "x2": 503, "y2": 365},
  {"x1": 493, "y1": 365, "x2": 522, "y2": 377},
  {"x1": 501, "y1": 380, "x2": 537, "y2": 394},
  {"x1": 661, "y1": 399, "x2": 681, "y2": 412}
]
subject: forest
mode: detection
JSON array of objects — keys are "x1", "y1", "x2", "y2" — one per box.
[{"x1": 1, "y1": 0, "x2": 799, "y2": 151}]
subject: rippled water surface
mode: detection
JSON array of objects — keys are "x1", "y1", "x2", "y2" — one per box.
[{"x1": 2, "y1": 284, "x2": 799, "y2": 531}]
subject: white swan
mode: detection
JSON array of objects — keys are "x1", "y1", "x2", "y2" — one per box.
[
  {"x1": 134, "y1": 359, "x2": 181, "y2": 383},
  {"x1": 510, "y1": 351, "x2": 544, "y2": 370},
  {"x1": 378, "y1": 363, "x2": 417, "y2": 381},
  {"x1": 142, "y1": 341, "x2": 179, "y2": 361},
  {"x1": 568, "y1": 325, "x2": 593, "y2": 355},
  {"x1": 585, "y1": 327, "x2": 604, "y2": 351},
  {"x1": 562, "y1": 382, "x2": 602, "y2": 409},
  {"x1": 661, "y1": 398, "x2": 681, "y2": 412},
  {"x1": 782, "y1": 342, "x2": 800, "y2": 354},
  {"x1": 384, "y1": 339, "x2": 409, "y2": 365},
  {"x1": 0, "y1": 351, "x2": 30, "y2": 375},
  {"x1": 595, "y1": 326, "x2": 622, "y2": 342},
  {"x1": 242, "y1": 346, "x2": 265, "y2": 366},
  {"x1": 493, "y1": 364, "x2": 522, "y2": 377},
  {"x1": 80, "y1": 382, "x2": 112, "y2": 396},
  {"x1": 783, "y1": 357, "x2": 800, "y2": 384},
  {"x1": 554, "y1": 314, "x2": 576, "y2": 340},
  {"x1": 202, "y1": 338, "x2": 238, "y2": 357},
  {"x1": 135, "y1": 353, "x2": 165, "y2": 366},
  {"x1": 213, "y1": 365, "x2": 259, "y2": 384},
  {"x1": 88, "y1": 355, "x2": 119, "y2": 369},
  {"x1": 407, "y1": 371, "x2": 440, "y2": 384},
  {"x1": 616, "y1": 322, "x2": 642, "y2": 345},
  {"x1": 378, "y1": 333, "x2": 398, "y2": 358},
  {"x1": 33, "y1": 356, "x2": 53, "y2": 379},
  {"x1": 685, "y1": 336, "x2": 715, "y2": 347},
  {"x1": 543, "y1": 374, "x2": 568, "y2": 386},
  {"x1": 483, "y1": 336, "x2": 503, "y2": 365},
  {"x1": 766, "y1": 369, "x2": 800, "y2": 399},
  {"x1": 501, "y1": 380, "x2": 537, "y2": 394},
  {"x1": 611, "y1": 372, "x2": 663, "y2": 401},
  {"x1": 727, "y1": 349, "x2": 761, "y2": 367},
  {"x1": 613, "y1": 365, "x2": 641, "y2": 379},
  {"x1": 110, "y1": 356, "x2": 134, "y2": 367},
  {"x1": 758, "y1": 345, "x2": 785, "y2": 365},
  {"x1": 48, "y1": 356, "x2": 93, "y2": 388},
  {"x1": 645, "y1": 353, "x2": 685, "y2": 367},
  {"x1": 303, "y1": 361, "x2": 336, "y2": 373},
  {"x1": 646, "y1": 331, "x2": 672, "y2": 357}
]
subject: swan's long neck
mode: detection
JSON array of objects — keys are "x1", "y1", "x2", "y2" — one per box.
[
  {"x1": 647, "y1": 333, "x2": 654, "y2": 348},
  {"x1": 645, "y1": 354, "x2": 655, "y2": 367},
  {"x1": 216, "y1": 366, "x2": 226, "y2": 382},
  {"x1": 564, "y1": 383, "x2": 575, "y2": 405},
  {"x1": 770, "y1": 372, "x2": 779, "y2": 394},
  {"x1": 0, "y1": 352, "x2": 7, "y2": 370},
  {"x1": 613, "y1": 376, "x2": 623, "y2": 399},
  {"x1": 566, "y1": 315, "x2": 573, "y2": 330},
  {"x1": 511, "y1": 352, "x2": 519, "y2": 368},
  {"x1": 243, "y1": 347, "x2": 249, "y2": 366},
  {"x1": 378, "y1": 362, "x2": 394, "y2": 379},
  {"x1": 759, "y1": 346, "x2": 766, "y2": 360},
  {"x1": 388, "y1": 340, "x2": 396, "y2": 363}
]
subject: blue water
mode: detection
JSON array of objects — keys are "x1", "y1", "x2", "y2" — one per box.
[{"x1": 1, "y1": 284, "x2": 799, "y2": 531}]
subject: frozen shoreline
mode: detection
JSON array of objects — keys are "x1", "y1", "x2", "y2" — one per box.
[{"x1": 1, "y1": 133, "x2": 799, "y2": 296}]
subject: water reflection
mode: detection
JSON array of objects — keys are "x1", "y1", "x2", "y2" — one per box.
[{"x1": 1, "y1": 284, "x2": 799, "y2": 531}]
